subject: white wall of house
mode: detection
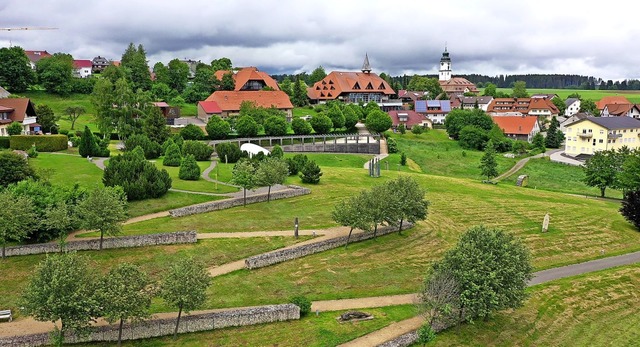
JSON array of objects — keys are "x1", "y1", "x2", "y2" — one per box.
[
  {"x1": 74, "y1": 68, "x2": 92, "y2": 78},
  {"x1": 565, "y1": 100, "x2": 581, "y2": 116}
]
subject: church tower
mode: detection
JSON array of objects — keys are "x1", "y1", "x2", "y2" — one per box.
[
  {"x1": 361, "y1": 53, "x2": 371, "y2": 74},
  {"x1": 439, "y1": 46, "x2": 451, "y2": 81}
]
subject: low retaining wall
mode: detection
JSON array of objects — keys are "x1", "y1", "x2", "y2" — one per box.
[
  {"x1": 169, "y1": 185, "x2": 311, "y2": 217},
  {"x1": 245, "y1": 223, "x2": 413, "y2": 269},
  {"x1": 0, "y1": 304, "x2": 299, "y2": 346},
  {"x1": 4, "y1": 231, "x2": 197, "y2": 257},
  {"x1": 376, "y1": 331, "x2": 418, "y2": 347}
]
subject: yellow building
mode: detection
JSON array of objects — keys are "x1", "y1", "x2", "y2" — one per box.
[{"x1": 564, "y1": 117, "x2": 640, "y2": 156}]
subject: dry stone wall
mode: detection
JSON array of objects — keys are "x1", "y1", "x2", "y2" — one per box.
[
  {"x1": 245, "y1": 223, "x2": 413, "y2": 269},
  {"x1": 4, "y1": 231, "x2": 197, "y2": 257},
  {"x1": 170, "y1": 185, "x2": 311, "y2": 217},
  {"x1": 376, "y1": 331, "x2": 418, "y2": 347},
  {"x1": 0, "y1": 304, "x2": 299, "y2": 346}
]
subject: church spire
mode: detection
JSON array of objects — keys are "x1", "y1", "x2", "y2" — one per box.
[
  {"x1": 361, "y1": 53, "x2": 371, "y2": 74},
  {"x1": 439, "y1": 45, "x2": 452, "y2": 81}
]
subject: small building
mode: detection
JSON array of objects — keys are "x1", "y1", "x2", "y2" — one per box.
[
  {"x1": 0, "y1": 98, "x2": 38, "y2": 136},
  {"x1": 601, "y1": 104, "x2": 640, "y2": 118},
  {"x1": 595, "y1": 96, "x2": 630, "y2": 112},
  {"x1": 564, "y1": 116, "x2": 640, "y2": 156},
  {"x1": 24, "y1": 50, "x2": 52, "y2": 70},
  {"x1": 415, "y1": 100, "x2": 451, "y2": 125},
  {"x1": 387, "y1": 110, "x2": 432, "y2": 130},
  {"x1": 564, "y1": 98, "x2": 581, "y2": 116},
  {"x1": 73, "y1": 60, "x2": 93, "y2": 78},
  {"x1": 204, "y1": 91, "x2": 294, "y2": 121},
  {"x1": 152, "y1": 102, "x2": 181, "y2": 125},
  {"x1": 491, "y1": 115, "x2": 540, "y2": 142},
  {"x1": 197, "y1": 101, "x2": 223, "y2": 123},
  {"x1": 92, "y1": 56, "x2": 111, "y2": 73}
]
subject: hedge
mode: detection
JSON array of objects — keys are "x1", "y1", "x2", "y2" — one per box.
[
  {"x1": 0, "y1": 136, "x2": 9, "y2": 149},
  {"x1": 10, "y1": 135, "x2": 68, "y2": 152}
]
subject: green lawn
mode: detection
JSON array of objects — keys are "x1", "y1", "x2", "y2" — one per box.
[
  {"x1": 501, "y1": 157, "x2": 623, "y2": 199},
  {"x1": 491, "y1": 88, "x2": 640, "y2": 103},
  {"x1": 431, "y1": 263, "x2": 640, "y2": 346},
  {"x1": 390, "y1": 130, "x2": 518, "y2": 180},
  {"x1": 30, "y1": 152, "x2": 104, "y2": 189},
  {"x1": 79, "y1": 305, "x2": 416, "y2": 347},
  {"x1": 153, "y1": 159, "x2": 238, "y2": 194},
  {"x1": 0, "y1": 236, "x2": 308, "y2": 317},
  {"x1": 127, "y1": 191, "x2": 223, "y2": 218},
  {"x1": 293, "y1": 106, "x2": 322, "y2": 118},
  {"x1": 22, "y1": 91, "x2": 99, "y2": 132}
]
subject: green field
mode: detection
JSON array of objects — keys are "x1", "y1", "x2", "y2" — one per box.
[
  {"x1": 152, "y1": 159, "x2": 239, "y2": 194},
  {"x1": 22, "y1": 91, "x2": 99, "y2": 132},
  {"x1": 493, "y1": 88, "x2": 640, "y2": 103},
  {"x1": 30, "y1": 152, "x2": 104, "y2": 189}
]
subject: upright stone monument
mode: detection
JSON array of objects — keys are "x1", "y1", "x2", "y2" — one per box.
[{"x1": 542, "y1": 213, "x2": 550, "y2": 233}]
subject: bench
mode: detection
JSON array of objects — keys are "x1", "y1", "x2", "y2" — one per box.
[{"x1": 0, "y1": 310, "x2": 12, "y2": 322}]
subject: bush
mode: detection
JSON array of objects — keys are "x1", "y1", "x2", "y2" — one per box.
[
  {"x1": 103, "y1": 147, "x2": 172, "y2": 201},
  {"x1": 236, "y1": 115, "x2": 259, "y2": 138},
  {"x1": 300, "y1": 159, "x2": 322, "y2": 184},
  {"x1": 397, "y1": 124, "x2": 406, "y2": 134},
  {"x1": 124, "y1": 134, "x2": 162, "y2": 159},
  {"x1": 365, "y1": 110, "x2": 393, "y2": 134},
  {"x1": 416, "y1": 324, "x2": 436, "y2": 346},
  {"x1": 400, "y1": 152, "x2": 407, "y2": 166},
  {"x1": 290, "y1": 296, "x2": 312, "y2": 316},
  {"x1": 206, "y1": 116, "x2": 231, "y2": 140},
  {"x1": 27, "y1": 145, "x2": 38, "y2": 158},
  {"x1": 178, "y1": 154, "x2": 201, "y2": 180},
  {"x1": 343, "y1": 106, "x2": 359, "y2": 132},
  {"x1": 163, "y1": 142, "x2": 182, "y2": 166},
  {"x1": 182, "y1": 140, "x2": 213, "y2": 161},
  {"x1": 458, "y1": 125, "x2": 489, "y2": 150},
  {"x1": 286, "y1": 154, "x2": 308, "y2": 175},
  {"x1": 0, "y1": 151, "x2": 37, "y2": 187},
  {"x1": 310, "y1": 114, "x2": 333, "y2": 134},
  {"x1": 0, "y1": 136, "x2": 10, "y2": 149},
  {"x1": 215, "y1": 142, "x2": 242, "y2": 164},
  {"x1": 291, "y1": 118, "x2": 312, "y2": 135},
  {"x1": 10, "y1": 135, "x2": 68, "y2": 152},
  {"x1": 387, "y1": 137, "x2": 398, "y2": 153},
  {"x1": 7, "y1": 121, "x2": 23, "y2": 135},
  {"x1": 326, "y1": 104, "x2": 345, "y2": 129},
  {"x1": 162, "y1": 137, "x2": 176, "y2": 156},
  {"x1": 180, "y1": 124, "x2": 206, "y2": 140},
  {"x1": 59, "y1": 129, "x2": 69, "y2": 136},
  {"x1": 411, "y1": 126, "x2": 424, "y2": 135},
  {"x1": 171, "y1": 134, "x2": 184, "y2": 149},
  {"x1": 263, "y1": 116, "x2": 288, "y2": 136},
  {"x1": 313, "y1": 105, "x2": 324, "y2": 113},
  {"x1": 270, "y1": 144, "x2": 284, "y2": 159}
]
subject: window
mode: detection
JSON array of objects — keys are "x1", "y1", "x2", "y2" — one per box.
[
  {"x1": 600, "y1": 130, "x2": 604, "y2": 134},
  {"x1": 599, "y1": 139, "x2": 603, "y2": 143}
]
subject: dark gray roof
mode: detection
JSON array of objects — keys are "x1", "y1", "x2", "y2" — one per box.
[
  {"x1": 574, "y1": 116, "x2": 640, "y2": 130},
  {"x1": 565, "y1": 98, "x2": 579, "y2": 107}
]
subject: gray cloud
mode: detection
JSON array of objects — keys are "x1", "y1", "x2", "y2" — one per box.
[{"x1": 2, "y1": 0, "x2": 639, "y2": 80}]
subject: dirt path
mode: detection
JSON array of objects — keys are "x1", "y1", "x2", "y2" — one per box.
[
  {"x1": 338, "y1": 316, "x2": 424, "y2": 347},
  {"x1": 495, "y1": 148, "x2": 561, "y2": 181}
]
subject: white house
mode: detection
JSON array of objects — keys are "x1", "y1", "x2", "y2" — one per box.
[
  {"x1": 601, "y1": 104, "x2": 640, "y2": 118},
  {"x1": 564, "y1": 98, "x2": 581, "y2": 116},
  {"x1": 73, "y1": 60, "x2": 93, "y2": 78}
]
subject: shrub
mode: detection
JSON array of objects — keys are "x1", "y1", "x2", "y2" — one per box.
[
  {"x1": 416, "y1": 324, "x2": 436, "y2": 346},
  {"x1": 343, "y1": 106, "x2": 359, "y2": 131},
  {"x1": 400, "y1": 152, "x2": 407, "y2": 166},
  {"x1": 163, "y1": 142, "x2": 182, "y2": 166},
  {"x1": 0, "y1": 151, "x2": 37, "y2": 187},
  {"x1": 10, "y1": 135, "x2": 68, "y2": 152},
  {"x1": 206, "y1": 116, "x2": 231, "y2": 140},
  {"x1": 236, "y1": 115, "x2": 259, "y2": 138},
  {"x1": 27, "y1": 145, "x2": 38, "y2": 158},
  {"x1": 313, "y1": 105, "x2": 324, "y2": 113},
  {"x1": 180, "y1": 124, "x2": 206, "y2": 140},
  {"x1": 300, "y1": 159, "x2": 322, "y2": 184},
  {"x1": 310, "y1": 114, "x2": 333, "y2": 134},
  {"x1": 458, "y1": 125, "x2": 489, "y2": 150},
  {"x1": 124, "y1": 134, "x2": 162, "y2": 159},
  {"x1": 270, "y1": 144, "x2": 284, "y2": 159},
  {"x1": 0, "y1": 136, "x2": 10, "y2": 149},
  {"x1": 620, "y1": 189, "x2": 640, "y2": 231},
  {"x1": 182, "y1": 140, "x2": 213, "y2": 161},
  {"x1": 171, "y1": 134, "x2": 184, "y2": 149},
  {"x1": 397, "y1": 124, "x2": 406, "y2": 134},
  {"x1": 365, "y1": 109, "x2": 393, "y2": 134},
  {"x1": 215, "y1": 142, "x2": 242, "y2": 164},
  {"x1": 326, "y1": 104, "x2": 345, "y2": 130},
  {"x1": 411, "y1": 126, "x2": 424, "y2": 135},
  {"x1": 79, "y1": 126, "x2": 98, "y2": 157},
  {"x1": 387, "y1": 137, "x2": 398, "y2": 153},
  {"x1": 103, "y1": 147, "x2": 172, "y2": 201},
  {"x1": 286, "y1": 154, "x2": 308, "y2": 175},
  {"x1": 7, "y1": 121, "x2": 23, "y2": 135},
  {"x1": 291, "y1": 118, "x2": 312, "y2": 135},
  {"x1": 59, "y1": 129, "x2": 69, "y2": 136},
  {"x1": 162, "y1": 137, "x2": 176, "y2": 156},
  {"x1": 263, "y1": 116, "x2": 288, "y2": 136},
  {"x1": 290, "y1": 296, "x2": 312, "y2": 316},
  {"x1": 178, "y1": 154, "x2": 201, "y2": 180}
]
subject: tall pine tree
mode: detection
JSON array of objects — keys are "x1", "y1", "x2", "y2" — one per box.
[{"x1": 479, "y1": 140, "x2": 498, "y2": 180}]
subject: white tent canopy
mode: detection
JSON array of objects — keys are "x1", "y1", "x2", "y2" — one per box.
[{"x1": 240, "y1": 143, "x2": 270, "y2": 158}]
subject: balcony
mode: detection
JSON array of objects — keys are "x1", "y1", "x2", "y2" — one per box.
[
  {"x1": 608, "y1": 133, "x2": 622, "y2": 139},
  {"x1": 577, "y1": 132, "x2": 593, "y2": 138}
]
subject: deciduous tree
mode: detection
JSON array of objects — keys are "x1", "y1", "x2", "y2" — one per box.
[
  {"x1": 0, "y1": 151, "x2": 37, "y2": 187},
  {"x1": 36, "y1": 53, "x2": 74, "y2": 95},
  {"x1": 0, "y1": 191, "x2": 36, "y2": 258},
  {"x1": 76, "y1": 186, "x2": 127, "y2": 250},
  {"x1": 365, "y1": 109, "x2": 393, "y2": 134},
  {"x1": 231, "y1": 159, "x2": 257, "y2": 206},
  {"x1": 167, "y1": 59, "x2": 190, "y2": 93},
  {"x1": 385, "y1": 176, "x2": 429, "y2": 233},
  {"x1": 0, "y1": 46, "x2": 36, "y2": 92},
  {"x1": 206, "y1": 116, "x2": 231, "y2": 140},
  {"x1": 511, "y1": 81, "x2": 529, "y2": 98},
  {"x1": 256, "y1": 157, "x2": 289, "y2": 201},
  {"x1": 327, "y1": 104, "x2": 345, "y2": 129},
  {"x1": 36, "y1": 104, "x2": 58, "y2": 133},
  {"x1": 236, "y1": 115, "x2": 260, "y2": 137},
  {"x1": 332, "y1": 192, "x2": 372, "y2": 248},
  {"x1": 309, "y1": 66, "x2": 327, "y2": 84}
]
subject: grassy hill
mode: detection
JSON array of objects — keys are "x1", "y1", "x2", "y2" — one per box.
[{"x1": 493, "y1": 88, "x2": 640, "y2": 103}]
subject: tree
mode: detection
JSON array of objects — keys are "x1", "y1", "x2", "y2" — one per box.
[
  {"x1": 36, "y1": 104, "x2": 58, "y2": 134},
  {"x1": 64, "y1": 106, "x2": 86, "y2": 130},
  {"x1": 167, "y1": 59, "x2": 189, "y2": 93},
  {"x1": 407, "y1": 76, "x2": 444, "y2": 99},
  {"x1": 332, "y1": 192, "x2": 372, "y2": 248},
  {"x1": 103, "y1": 147, "x2": 172, "y2": 201},
  {"x1": 121, "y1": 43, "x2": 152, "y2": 91},
  {"x1": 125, "y1": 134, "x2": 162, "y2": 159},
  {"x1": 342, "y1": 106, "x2": 359, "y2": 131},
  {"x1": 416, "y1": 324, "x2": 437, "y2": 346},
  {"x1": 432, "y1": 225, "x2": 532, "y2": 322},
  {"x1": 256, "y1": 157, "x2": 289, "y2": 202},
  {"x1": 91, "y1": 78, "x2": 116, "y2": 135},
  {"x1": 545, "y1": 116, "x2": 563, "y2": 148},
  {"x1": 96, "y1": 263, "x2": 151, "y2": 347},
  {"x1": 79, "y1": 126, "x2": 99, "y2": 158},
  {"x1": 459, "y1": 125, "x2": 489, "y2": 150},
  {"x1": 384, "y1": 176, "x2": 429, "y2": 233},
  {"x1": 580, "y1": 99, "x2": 598, "y2": 115},
  {"x1": 160, "y1": 257, "x2": 211, "y2": 339},
  {"x1": 143, "y1": 107, "x2": 170, "y2": 145},
  {"x1": 0, "y1": 191, "x2": 36, "y2": 258},
  {"x1": 180, "y1": 123, "x2": 206, "y2": 140},
  {"x1": 532, "y1": 132, "x2": 545, "y2": 152},
  {"x1": 270, "y1": 144, "x2": 284, "y2": 159},
  {"x1": 215, "y1": 142, "x2": 242, "y2": 164},
  {"x1": 76, "y1": 186, "x2": 127, "y2": 250},
  {"x1": 0, "y1": 46, "x2": 36, "y2": 92},
  {"x1": 309, "y1": 66, "x2": 327, "y2": 84},
  {"x1": 444, "y1": 108, "x2": 494, "y2": 140},
  {"x1": 616, "y1": 151, "x2": 640, "y2": 192},
  {"x1": 153, "y1": 62, "x2": 170, "y2": 86},
  {"x1": 286, "y1": 154, "x2": 308, "y2": 176},
  {"x1": 300, "y1": 160, "x2": 322, "y2": 184},
  {"x1": 365, "y1": 109, "x2": 393, "y2": 134},
  {"x1": 552, "y1": 97, "x2": 566, "y2": 116},
  {"x1": 511, "y1": 81, "x2": 529, "y2": 98},
  {"x1": 220, "y1": 72, "x2": 235, "y2": 91},
  {"x1": 236, "y1": 115, "x2": 260, "y2": 138},
  {"x1": 411, "y1": 125, "x2": 424, "y2": 135},
  {"x1": 231, "y1": 159, "x2": 257, "y2": 206},
  {"x1": 36, "y1": 53, "x2": 74, "y2": 95},
  {"x1": 621, "y1": 189, "x2": 640, "y2": 231},
  {"x1": 418, "y1": 270, "x2": 460, "y2": 329},
  {"x1": 292, "y1": 78, "x2": 308, "y2": 107},
  {"x1": 206, "y1": 116, "x2": 231, "y2": 140},
  {"x1": 479, "y1": 139, "x2": 498, "y2": 180},
  {"x1": 7, "y1": 121, "x2": 23, "y2": 135},
  {"x1": 163, "y1": 142, "x2": 182, "y2": 166},
  {"x1": 482, "y1": 83, "x2": 497, "y2": 97},
  {"x1": 210, "y1": 57, "x2": 232, "y2": 72},
  {"x1": 292, "y1": 117, "x2": 313, "y2": 135},
  {"x1": 327, "y1": 104, "x2": 345, "y2": 130},
  {"x1": 179, "y1": 154, "x2": 201, "y2": 180},
  {"x1": 43, "y1": 200, "x2": 76, "y2": 252},
  {"x1": 263, "y1": 115, "x2": 288, "y2": 136},
  {"x1": 0, "y1": 151, "x2": 37, "y2": 187},
  {"x1": 280, "y1": 77, "x2": 294, "y2": 97},
  {"x1": 181, "y1": 140, "x2": 213, "y2": 161},
  {"x1": 20, "y1": 252, "x2": 99, "y2": 346}
]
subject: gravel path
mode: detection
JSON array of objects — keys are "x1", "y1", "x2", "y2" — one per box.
[{"x1": 494, "y1": 148, "x2": 561, "y2": 181}]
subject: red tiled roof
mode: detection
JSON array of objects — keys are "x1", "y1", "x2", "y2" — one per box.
[
  {"x1": 604, "y1": 103, "x2": 637, "y2": 116},
  {"x1": 388, "y1": 110, "x2": 431, "y2": 128},
  {"x1": 24, "y1": 50, "x2": 52, "y2": 63},
  {"x1": 596, "y1": 96, "x2": 630, "y2": 110},
  {"x1": 73, "y1": 60, "x2": 93, "y2": 68},
  {"x1": 0, "y1": 98, "x2": 36, "y2": 122},
  {"x1": 205, "y1": 91, "x2": 293, "y2": 112},
  {"x1": 198, "y1": 101, "x2": 222, "y2": 114},
  {"x1": 0, "y1": 105, "x2": 13, "y2": 112},
  {"x1": 529, "y1": 98, "x2": 559, "y2": 113},
  {"x1": 307, "y1": 71, "x2": 395, "y2": 101},
  {"x1": 214, "y1": 67, "x2": 280, "y2": 91},
  {"x1": 492, "y1": 116, "x2": 538, "y2": 135},
  {"x1": 439, "y1": 77, "x2": 478, "y2": 94}
]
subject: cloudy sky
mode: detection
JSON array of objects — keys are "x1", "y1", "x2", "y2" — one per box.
[{"x1": 2, "y1": 0, "x2": 638, "y2": 80}]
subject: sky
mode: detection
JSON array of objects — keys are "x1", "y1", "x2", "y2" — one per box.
[{"x1": 1, "y1": 0, "x2": 638, "y2": 80}]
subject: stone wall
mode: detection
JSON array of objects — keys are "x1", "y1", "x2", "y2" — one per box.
[
  {"x1": 376, "y1": 331, "x2": 418, "y2": 347},
  {"x1": 4, "y1": 231, "x2": 197, "y2": 257},
  {"x1": 0, "y1": 304, "x2": 299, "y2": 346},
  {"x1": 245, "y1": 223, "x2": 413, "y2": 269},
  {"x1": 170, "y1": 185, "x2": 311, "y2": 217}
]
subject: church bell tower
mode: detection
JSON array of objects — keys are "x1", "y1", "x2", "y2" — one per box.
[{"x1": 439, "y1": 46, "x2": 451, "y2": 81}]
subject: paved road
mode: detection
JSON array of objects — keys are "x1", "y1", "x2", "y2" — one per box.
[{"x1": 549, "y1": 150, "x2": 584, "y2": 166}]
